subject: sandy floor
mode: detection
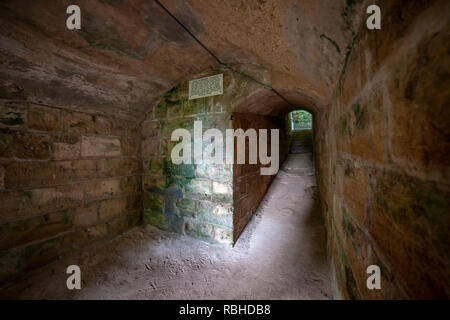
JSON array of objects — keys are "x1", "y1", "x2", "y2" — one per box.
[{"x1": 1, "y1": 153, "x2": 331, "y2": 299}]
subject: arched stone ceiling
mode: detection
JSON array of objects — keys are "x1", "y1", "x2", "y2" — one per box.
[{"x1": 0, "y1": 0, "x2": 365, "y2": 119}]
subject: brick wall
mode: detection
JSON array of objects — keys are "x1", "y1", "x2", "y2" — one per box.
[
  {"x1": 141, "y1": 75, "x2": 234, "y2": 246},
  {"x1": 141, "y1": 70, "x2": 288, "y2": 246},
  {"x1": 0, "y1": 101, "x2": 141, "y2": 284},
  {"x1": 317, "y1": 0, "x2": 450, "y2": 299},
  {"x1": 233, "y1": 113, "x2": 289, "y2": 242}
]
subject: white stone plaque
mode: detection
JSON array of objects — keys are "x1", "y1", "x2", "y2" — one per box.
[{"x1": 188, "y1": 73, "x2": 223, "y2": 100}]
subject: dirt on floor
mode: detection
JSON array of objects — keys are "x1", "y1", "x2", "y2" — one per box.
[{"x1": 0, "y1": 153, "x2": 332, "y2": 299}]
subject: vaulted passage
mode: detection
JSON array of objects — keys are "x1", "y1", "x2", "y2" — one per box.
[
  {"x1": 0, "y1": 153, "x2": 330, "y2": 299},
  {"x1": 0, "y1": 0, "x2": 449, "y2": 300}
]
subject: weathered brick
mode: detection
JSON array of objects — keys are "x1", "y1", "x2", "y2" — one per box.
[
  {"x1": 196, "y1": 163, "x2": 232, "y2": 181},
  {"x1": 120, "y1": 136, "x2": 138, "y2": 156},
  {"x1": 53, "y1": 134, "x2": 81, "y2": 160},
  {"x1": 370, "y1": 172, "x2": 450, "y2": 298},
  {"x1": 387, "y1": 29, "x2": 450, "y2": 167},
  {"x1": 212, "y1": 181, "x2": 231, "y2": 194},
  {"x1": 197, "y1": 201, "x2": 232, "y2": 227},
  {"x1": 141, "y1": 138, "x2": 159, "y2": 157},
  {"x1": 99, "y1": 197, "x2": 127, "y2": 222},
  {"x1": 0, "y1": 102, "x2": 26, "y2": 127},
  {"x1": 183, "y1": 98, "x2": 206, "y2": 116},
  {"x1": 358, "y1": 0, "x2": 435, "y2": 77},
  {"x1": 143, "y1": 192, "x2": 164, "y2": 212},
  {"x1": 339, "y1": 34, "x2": 366, "y2": 109},
  {"x1": 0, "y1": 210, "x2": 73, "y2": 251},
  {"x1": 141, "y1": 121, "x2": 159, "y2": 138},
  {"x1": 343, "y1": 162, "x2": 367, "y2": 226},
  {"x1": 337, "y1": 85, "x2": 385, "y2": 163},
  {"x1": 74, "y1": 203, "x2": 98, "y2": 227},
  {"x1": 161, "y1": 117, "x2": 194, "y2": 137},
  {"x1": 64, "y1": 112, "x2": 109, "y2": 134},
  {"x1": 167, "y1": 102, "x2": 182, "y2": 119},
  {"x1": 15, "y1": 131, "x2": 51, "y2": 159},
  {"x1": 85, "y1": 179, "x2": 121, "y2": 201},
  {"x1": 0, "y1": 128, "x2": 15, "y2": 157},
  {"x1": 0, "y1": 191, "x2": 23, "y2": 222},
  {"x1": 126, "y1": 209, "x2": 141, "y2": 227},
  {"x1": 342, "y1": 213, "x2": 407, "y2": 299},
  {"x1": 4, "y1": 162, "x2": 63, "y2": 188},
  {"x1": 107, "y1": 215, "x2": 129, "y2": 237},
  {"x1": 22, "y1": 237, "x2": 61, "y2": 271},
  {"x1": 143, "y1": 174, "x2": 165, "y2": 194},
  {"x1": 0, "y1": 164, "x2": 4, "y2": 190},
  {"x1": 60, "y1": 230, "x2": 89, "y2": 256},
  {"x1": 0, "y1": 249, "x2": 22, "y2": 284},
  {"x1": 185, "y1": 179, "x2": 211, "y2": 198},
  {"x1": 28, "y1": 105, "x2": 60, "y2": 131},
  {"x1": 87, "y1": 224, "x2": 108, "y2": 241},
  {"x1": 126, "y1": 194, "x2": 142, "y2": 211},
  {"x1": 176, "y1": 198, "x2": 196, "y2": 216},
  {"x1": 20, "y1": 185, "x2": 84, "y2": 216},
  {"x1": 120, "y1": 175, "x2": 140, "y2": 194},
  {"x1": 109, "y1": 118, "x2": 137, "y2": 137},
  {"x1": 142, "y1": 158, "x2": 163, "y2": 175},
  {"x1": 72, "y1": 159, "x2": 97, "y2": 181},
  {"x1": 96, "y1": 158, "x2": 140, "y2": 178},
  {"x1": 184, "y1": 219, "x2": 214, "y2": 241},
  {"x1": 81, "y1": 135, "x2": 121, "y2": 157}
]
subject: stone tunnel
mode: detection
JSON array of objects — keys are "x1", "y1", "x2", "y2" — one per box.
[{"x1": 0, "y1": 0, "x2": 449, "y2": 300}]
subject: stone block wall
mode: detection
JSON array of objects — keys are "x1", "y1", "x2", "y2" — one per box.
[
  {"x1": 141, "y1": 77, "x2": 234, "y2": 246},
  {"x1": 0, "y1": 101, "x2": 141, "y2": 284},
  {"x1": 141, "y1": 69, "x2": 288, "y2": 246},
  {"x1": 316, "y1": 0, "x2": 450, "y2": 299},
  {"x1": 233, "y1": 113, "x2": 289, "y2": 242}
]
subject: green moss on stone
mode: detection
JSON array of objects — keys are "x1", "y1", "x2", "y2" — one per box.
[
  {"x1": 155, "y1": 101, "x2": 168, "y2": 119},
  {"x1": 31, "y1": 110, "x2": 46, "y2": 119},
  {"x1": 352, "y1": 104, "x2": 361, "y2": 118},
  {"x1": 23, "y1": 190, "x2": 33, "y2": 200},
  {"x1": 62, "y1": 210, "x2": 71, "y2": 224},
  {"x1": 69, "y1": 120, "x2": 87, "y2": 128},
  {"x1": 0, "y1": 112, "x2": 24, "y2": 126},
  {"x1": 162, "y1": 158, "x2": 194, "y2": 189},
  {"x1": 143, "y1": 193, "x2": 163, "y2": 212},
  {"x1": 183, "y1": 98, "x2": 206, "y2": 116},
  {"x1": 210, "y1": 194, "x2": 233, "y2": 204},
  {"x1": 185, "y1": 222, "x2": 212, "y2": 241},
  {"x1": 177, "y1": 198, "x2": 196, "y2": 214},
  {"x1": 342, "y1": 0, "x2": 363, "y2": 18},
  {"x1": 143, "y1": 210, "x2": 169, "y2": 231},
  {"x1": 342, "y1": 211, "x2": 356, "y2": 237},
  {"x1": 339, "y1": 33, "x2": 360, "y2": 87},
  {"x1": 149, "y1": 159, "x2": 163, "y2": 171},
  {"x1": 376, "y1": 196, "x2": 387, "y2": 210},
  {"x1": 21, "y1": 238, "x2": 59, "y2": 262},
  {"x1": 0, "y1": 250, "x2": 22, "y2": 272},
  {"x1": 345, "y1": 265, "x2": 361, "y2": 299}
]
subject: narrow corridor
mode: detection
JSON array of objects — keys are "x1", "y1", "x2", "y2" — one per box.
[
  {"x1": 1, "y1": 153, "x2": 331, "y2": 299},
  {"x1": 290, "y1": 129, "x2": 313, "y2": 154}
]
